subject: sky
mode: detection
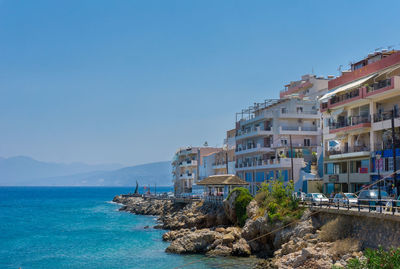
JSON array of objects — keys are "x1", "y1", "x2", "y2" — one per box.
[{"x1": 1, "y1": 0, "x2": 400, "y2": 166}]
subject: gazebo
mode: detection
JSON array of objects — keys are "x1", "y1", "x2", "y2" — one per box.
[{"x1": 197, "y1": 174, "x2": 248, "y2": 203}]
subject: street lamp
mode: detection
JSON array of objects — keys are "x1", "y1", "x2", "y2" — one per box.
[{"x1": 376, "y1": 153, "x2": 382, "y2": 213}]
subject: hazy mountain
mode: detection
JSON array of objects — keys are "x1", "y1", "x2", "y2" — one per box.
[
  {"x1": 0, "y1": 156, "x2": 123, "y2": 185},
  {"x1": 0, "y1": 156, "x2": 172, "y2": 186}
]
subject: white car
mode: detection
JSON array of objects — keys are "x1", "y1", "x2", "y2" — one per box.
[
  {"x1": 333, "y1": 193, "x2": 358, "y2": 207},
  {"x1": 305, "y1": 193, "x2": 329, "y2": 205}
]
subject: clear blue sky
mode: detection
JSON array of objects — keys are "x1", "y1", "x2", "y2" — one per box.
[{"x1": 1, "y1": 0, "x2": 400, "y2": 166}]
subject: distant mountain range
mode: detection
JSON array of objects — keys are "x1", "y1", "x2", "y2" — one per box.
[{"x1": 0, "y1": 156, "x2": 172, "y2": 186}]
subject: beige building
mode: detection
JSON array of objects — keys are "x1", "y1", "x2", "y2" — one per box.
[
  {"x1": 172, "y1": 146, "x2": 221, "y2": 195},
  {"x1": 320, "y1": 50, "x2": 400, "y2": 194}
]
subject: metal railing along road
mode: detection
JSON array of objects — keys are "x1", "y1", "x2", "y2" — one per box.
[
  {"x1": 303, "y1": 199, "x2": 400, "y2": 216},
  {"x1": 304, "y1": 169, "x2": 400, "y2": 216}
]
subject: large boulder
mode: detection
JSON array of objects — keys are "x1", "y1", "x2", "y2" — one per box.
[
  {"x1": 165, "y1": 229, "x2": 222, "y2": 254},
  {"x1": 241, "y1": 216, "x2": 268, "y2": 240},
  {"x1": 232, "y1": 238, "x2": 251, "y2": 257},
  {"x1": 206, "y1": 245, "x2": 232, "y2": 256},
  {"x1": 223, "y1": 190, "x2": 239, "y2": 223}
]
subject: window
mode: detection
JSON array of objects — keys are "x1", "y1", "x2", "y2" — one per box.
[
  {"x1": 296, "y1": 107, "x2": 303, "y2": 113},
  {"x1": 281, "y1": 108, "x2": 287, "y2": 114},
  {"x1": 304, "y1": 138, "x2": 311, "y2": 146},
  {"x1": 281, "y1": 139, "x2": 288, "y2": 146}
]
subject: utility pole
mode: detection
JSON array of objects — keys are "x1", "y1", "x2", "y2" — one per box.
[
  {"x1": 225, "y1": 151, "x2": 229, "y2": 174},
  {"x1": 290, "y1": 135, "x2": 294, "y2": 181},
  {"x1": 377, "y1": 152, "x2": 382, "y2": 213},
  {"x1": 392, "y1": 108, "x2": 399, "y2": 197}
]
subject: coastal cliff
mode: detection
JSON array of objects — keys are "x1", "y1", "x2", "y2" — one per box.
[{"x1": 113, "y1": 194, "x2": 364, "y2": 268}]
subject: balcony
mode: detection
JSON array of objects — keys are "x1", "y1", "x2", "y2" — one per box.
[
  {"x1": 278, "y1": 109, "x2": 319, "y2": 119},
  {"x1": 235, "y1": 126, "x2": 273, "y2": 140},
  {"x1": 330, "y1": 87, "x2": 362, "y2": 108},
  {"x1": 235, "y1": 143, "x2": 274, "y2": 156},
  {"x1": 179, "y1": 160, "x2": 198, "y2": 167},
  {"x1": 212, "y1": 162, "x2": 227, "y2": 169},
  {"x1": 238, "y1": 110, "x2": 274, "y2": 125},
  {"x1": 326, "y1": 145, "x2": 370, "y2": 159},
  {"x1": 329, "y1": 115, "x2": 371, "y2": 134},
  {"x1": 179, "y1": 173, "x2": 196, "y2": 180},
  {"x1": 235, "y1": 158, "x2": 304, "y2": 171},
  {"x1": 279, "y1": 125, "x2": 318, "y2": 135},
  {"x1": 364, "y1": 77, "x2": 394, "y2": 97},
  {"x1": 272, "y1": 142, "x2": 319, "y2": 148}
]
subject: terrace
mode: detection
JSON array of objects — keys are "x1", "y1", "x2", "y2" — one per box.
[{"x1": 329, "y1": 115, "x2": 371, "y2": 133}]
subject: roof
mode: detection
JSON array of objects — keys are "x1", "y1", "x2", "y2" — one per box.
[{"x1": 197, "y1": 174, "x2": 249, "y2": 186}]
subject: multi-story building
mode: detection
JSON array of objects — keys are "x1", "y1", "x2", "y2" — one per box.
[
  {"x1": 199, "y1": 129, "x2": 236, "y2": 179},
  {"x1": 172, "y1": 146, "x2": 221, "y2": 195},
  {"x1": 235, "y1": 75, "x2": 329, "y2": 195},
  {"x1": 320, "y1": 50, "x2": 400, "y2": 194},
  {"x1": 212, "y1": 129, "x2": 236, "y2": 175}
]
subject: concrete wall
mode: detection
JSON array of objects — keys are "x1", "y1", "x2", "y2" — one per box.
[{"x1": 312, "y1": 209, "x2": 400, "y2": 250}]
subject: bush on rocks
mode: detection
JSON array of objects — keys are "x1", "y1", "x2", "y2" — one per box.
[
  {"x1": 227, "y1": 187, "x2": 253, "y2": 227},
  {"x1": 255, "y1": 179, "x2": 304, "y2": 224}
]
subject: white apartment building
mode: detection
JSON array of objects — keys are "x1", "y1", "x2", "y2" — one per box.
[
  {"x1": 235, "y1": 75, "x2": 329, "y2": 195},
  {"x1": 320, "y1": 50, "x2": 400, "y2": 194}
]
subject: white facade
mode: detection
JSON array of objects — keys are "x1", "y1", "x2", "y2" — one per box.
[{"x1": 236, "y1": 75, "x2": 329, "y2": 195}]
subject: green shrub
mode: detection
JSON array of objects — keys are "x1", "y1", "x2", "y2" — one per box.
[
  {"x1": 256, "y1": 179, "x2": 303, "y2": 224},
  {"x1": 229, "y1": 187, "x2": 253, "y2": 227},
  {"x1": 347, "y1": 247, "x2": 400, "y2": 269}
]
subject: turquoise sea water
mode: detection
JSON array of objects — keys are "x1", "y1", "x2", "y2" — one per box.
[{"x1": 0, "y1": 187, "x2": 257, "y2": 269}]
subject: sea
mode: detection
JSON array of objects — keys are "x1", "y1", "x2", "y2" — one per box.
[{"x1": 0, "y1": 187, "x2": 259, "y2": 269}]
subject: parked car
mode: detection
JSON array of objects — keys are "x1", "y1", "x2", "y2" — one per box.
[
  {"x1": 357, "y1": 189, "x2": 391, "y2": 209},
  {"x1": 293, "y1": 191, "x2": 306, "y2": 202},
  {"x1": 333, "y1": 193, "x2": 358, "y2": 207},
  {"x1": 305, "y1": 193, "x2": 329, "y2": 205}
]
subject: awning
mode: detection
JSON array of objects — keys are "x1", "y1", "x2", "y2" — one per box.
[{"x1": 319, "y1": 73, "x2": 377, "y2": 102}]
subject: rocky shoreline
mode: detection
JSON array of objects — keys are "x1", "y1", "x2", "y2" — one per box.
[{"x1": 113, "y1": 195, "x2": 364, "y2": 268}]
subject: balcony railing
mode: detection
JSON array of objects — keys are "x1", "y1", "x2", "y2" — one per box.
[
  {"x1": 374, "y1": 142, "x2": 400, "y2": 151},
  {"x1": 327, "y1": 145, "x2": 370, "y2": 156},
  {"x1": 373, "y1": 110, "x2": 400, "y2": 122},
  {"x1": 236, "y1": 158, "x2": 300, "y2": 169},
  {"x1": 329, "y1": 115, "x2": 370, "y2": 130},
  {"x1": 282, "y1": 126, "x2": 300, "y2": 131},
  {"x1": 281, "y1": 110, "x2": 318, "y2": 115},
  {"x1": 235, "y1": 143, "x2": 271, "y2": 152},
  {"x1": 366, "y1": 78, "x2": 392, "y2": 94},
  {"x1": 236, "y1": 126, "x2": 272, "y2": 137},
  {"x1": 330, "y1": 88, "x2": 360, "y2": 105},
  {"x1": 280, "y1": 126, "x2": 318, "y2": 132}
]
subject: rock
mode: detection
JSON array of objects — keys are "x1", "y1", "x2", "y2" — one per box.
[
  {"x1": 226, "y1": 227, "x2": 241, "y2": 239},
  {"x1": 223, "y1": 190, "x2": 239, "y2": 224},
  {"x1": 222, "y1": 233, "x2": 235, "y2": 246},
  {"x1": 241, "y1": 216, "x2": 268, "y2": 240},
  {"x1": 206, "y1": 245, "x2": 232, "y2": 256},
  {"x1": 333, "y1": 262, "x2": 344, "y2": 268},
  {"x1": 165, "y1": 229, "x2": 221, "y2": 254},
  {"x1": 246, "y1": 200, "x2": 259, "y2": 219},
  {"x1": 215, "y1": 227, "x2": 226, "y2": 233},
  {"x1": 232, "y1": 238, "x2": 251, "y2": 257}
]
